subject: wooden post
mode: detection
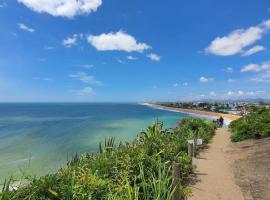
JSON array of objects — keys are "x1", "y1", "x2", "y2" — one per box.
[
  {"x1": 193, "y1": 131, "x2": 198, "y2": 158},
  {"x1": 188, "y1": 143, "x2": 193, "y2": 164},
  {"x1": 172, "y1": 162, "x2": 181, "y2": 200}
]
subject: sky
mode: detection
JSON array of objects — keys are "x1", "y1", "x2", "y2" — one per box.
[{"x1": 0, "y1": 0, "x2": 270, "y2": 102}]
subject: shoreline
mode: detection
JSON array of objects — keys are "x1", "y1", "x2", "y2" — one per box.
[{"x1": 142, "y1": 103, "x2": 241, "y2": 125}]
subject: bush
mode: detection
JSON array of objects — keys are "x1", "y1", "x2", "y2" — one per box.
[
  {"x1": 229, "y1": 108, "x2": 270, "y2": 142},
  {"x1": 2, "y1": 118, "x2": 216, "y2": 200}
]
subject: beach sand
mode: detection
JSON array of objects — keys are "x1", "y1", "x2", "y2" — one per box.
[{"x1": 143, "y1": 103, "x2": 241, "y2": 125}]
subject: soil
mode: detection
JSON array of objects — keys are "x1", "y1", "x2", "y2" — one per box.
[{"x1": 228, "y1": 137, "x2": 270, "y2": 200}]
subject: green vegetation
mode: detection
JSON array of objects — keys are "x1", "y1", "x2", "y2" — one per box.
[
  {"x1": 1, "y1": 118, "x2": 216, "y2": 200},
  {"x1": 230, "y1": 108, "x2": 270, "y2": 142}
]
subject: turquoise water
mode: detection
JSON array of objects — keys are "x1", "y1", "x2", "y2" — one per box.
[{"x1": 0, "y1": 103, "x2": 188, "y2": 181}]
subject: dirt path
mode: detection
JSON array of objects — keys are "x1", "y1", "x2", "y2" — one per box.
[{"x1": 189, "y1": 128, "x2": 244, "y2": 200}]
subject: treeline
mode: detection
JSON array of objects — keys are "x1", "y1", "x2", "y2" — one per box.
[
  {"x1": 1, "y1": 118, "x2": 216, "y2": 200},
  {"x1": 230, "y1": 108, "x2": 270, "y2": 142}
]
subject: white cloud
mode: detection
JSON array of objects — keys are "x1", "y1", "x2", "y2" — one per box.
[
  {"x1": 80, "y1": 64, "x2": 94, "y2": 69},
  {"x1": 199, "y1": 76, "x2": 214, "y2": 83},
  {"x1": 18, "y1": 23, "x2": 35, "y2": 33},
  {"x1": 147, "y1": 53, "x2": 161, "y2": 61},
  {"x1": 182, "y1": 82, "x2": 188, "y2": 86},
  {"x1": 240, "y1": 64, "x2": 261, "y2": 72},
  {"x1": 227, "y1": 91, "x2": 235, "y2": 96},
  {"x1": 241, "y1": 62, "x2": 270, "y2": 82},
  {"x1": 227, "y1": 78, "x2": 235, "y2": 83},
  {"x1": 127, "y1": 55, "x2": 137, "y2": 60},
  {"x1": 241, "y1": 45, "x2": 266, "y2": 56},
  {"x1": 227, "y1": 90, "x2": 266, "y2": 97},
  {"x1": 87, "y1": 31, "x2": 150, "y2": 52},
  {"x1": 18, "y1": 0, "x2": 102, "y2": 18},
  {"x1": 173, "y1": 82, "x2": 188, "y2": 87},
  {"x1": 34, "y1": 77, "x2": 53, "y2": 81},
  {"x1": 250, "y1": 77, "x2": 270, "y2": 83},
  {"x1": 63, "y1": 34, "x2": 82, "y2": 47},
  {"x1": 240, "y1": 61, "x2": 270, "y2": 72},
  {"x1": 210, "y1": 91, "x2": 216, "y2": 96},
  {"x1": 238, "y1": 90, "x2": 244, "y2": 95},
  {"x1": 69, "y1": 72, "x2": 101, "y2": 85},
  {"x1": 205, "y1": 19, "x2": 270, "y2": 56},
  {"x1": 225, "y1": 67, "x2": 234, "y2": 73},
  {"x1": 44, "y1": 46, "x2": 56, "y2": 50},
  {"x1": 116, "y1": 58, "x2": 124, "y2": 64},
  {"x1": 77, "y1": 87, "x2": 94, "y2": 95}
]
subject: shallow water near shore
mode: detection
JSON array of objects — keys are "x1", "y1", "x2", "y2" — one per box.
[{"x1": 0, "y1": 103, "x2": 189, "y2": 181}]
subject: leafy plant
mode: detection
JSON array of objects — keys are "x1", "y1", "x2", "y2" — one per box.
[{"x1": 230, "y1": 108, "x2": 270, "y2": 142}]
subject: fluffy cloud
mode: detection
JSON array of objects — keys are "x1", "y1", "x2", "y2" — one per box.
[
  {"x1": 227, "y1": 90, "x2": 265, "y2": 97},
  {"x1": 147, "y1": 53, "x2": 161, "y2": 61},
  {"x1": 34, "y1": 77, "x2": 53, "y2": 81},
  {"x1": 210, "y1": 91, "x2": 216, "y2": 96},
  {"x1": 87, "y1": 31, "x2": 150, "y2": 52},
  {"x1": 227, "y1": 91, "x2": 235, "y2": 96},
  {"x1": 127, "y1": 55, "x2": 137, "y2": 60},
  {"x1": 240, "y1": 64, "x2": 261, "y2": 72},
  {"x1": 227, "y1": 78, "x2": 235, "y2": 83},
  {"x1": 69, "y1": 72, "x2": 101, "y2": 85},
  {"x1": 182, "y1": 82, "x2": 188, "y2": 86},
  {"x1": 63, "y1": 34, "x2": 82, "y2": 47},
  {"x1": 240, "y1": 61, "x2": 270, "y2": 72},
  {"x1": 205, "y1": 19, "x2": 270, "y2": 56},
  {"x1": 18, "y1": 0, "x2": 102, "y2": 18},
  {"x1": 251, "y1": 77, "x2": 270, "y2": 83},
  {"x1": 18, "y1": 23, "x2": 35, "y2": 32},
  {"x1": 199, "y1": 76, "x2": 214, "y2": 83},
  {"x1": 173, "y1": 82, "x2": 188, "y2": 87},
  {"x1": 225, "y1": 67, "x2": 234, "y2": 73},
  {"x1": 82, "y1": 64, "x2": 94, "y2": 69},
  {"x1": 77, "y1": 87, "x2": 94, "y2": 95},
  {"x1": 240, "y1": 61, "x2": 270, "y2": 83},
  {"x1": 45, "y1": 46, "x2": 56, "y2": 50},
  {"x1": 241, "y1": 45, "x2": 266, "y2": 56}
]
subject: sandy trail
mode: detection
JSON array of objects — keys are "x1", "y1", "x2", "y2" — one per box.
[{"x1": 189, "y1": 128, "x2": 244, "y2": 200}]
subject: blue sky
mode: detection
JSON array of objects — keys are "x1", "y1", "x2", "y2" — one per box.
[{"x1": 0, "y1": 0, "x2": 270, "y2": 102}]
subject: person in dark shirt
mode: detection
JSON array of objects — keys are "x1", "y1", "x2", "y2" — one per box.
[{"x1": 219, "y1": 116, "x2": 224, "y2": 127}]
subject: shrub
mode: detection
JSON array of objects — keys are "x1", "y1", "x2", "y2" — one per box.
[{"x1": 229, "y1": 108, "x2": 270, "y2": 142}]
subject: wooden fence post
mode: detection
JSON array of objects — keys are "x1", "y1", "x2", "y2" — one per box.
[
  {"x1": 172, "y1": 162, "x2": 181, "y2": 200},
  {"x1": 193, "y1": 131, "x2": 198, "y2": 158},
  {"x1": 188, "y1": 143, "x2": 193, "y2": 164}
]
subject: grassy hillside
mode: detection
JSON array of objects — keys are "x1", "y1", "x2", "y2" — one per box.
[
  {"x1": 1, "y1": 118, "x2": 216, "y2": 200},
  {"x1": 230, "y1": 108, "x2": 270, "y2": 142}
]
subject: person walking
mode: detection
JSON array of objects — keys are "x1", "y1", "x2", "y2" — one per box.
[{"x1": 219, "y1": 116, "x2": 224, "y2": 128}]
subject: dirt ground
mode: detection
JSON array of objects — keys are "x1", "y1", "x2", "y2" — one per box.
[
  {"x1": 227, "y1": 137, "x2": 270, "y2": 200},
  {"x1": 189, "y1": 128, "x2": 244, "y2": 200},
  {"x1": 189, "y1": 128, "x2": 270, "y2": 200}
]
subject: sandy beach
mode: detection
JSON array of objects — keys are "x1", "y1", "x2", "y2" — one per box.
[{"x1": 143, "y1": 103, "x2": 241, "y2": 122}]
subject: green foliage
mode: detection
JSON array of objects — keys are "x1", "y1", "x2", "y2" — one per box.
[
  {"x1": 230, "y1": 108, "x2": 270, "y2": 142},
  {"x1": 2, "y1": 118, "x2": 216, "y2": 200}
]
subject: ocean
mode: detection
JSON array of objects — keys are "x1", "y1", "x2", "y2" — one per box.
[{"x1": 0, "y1": 103, "x2": 189, "y2": 181}]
